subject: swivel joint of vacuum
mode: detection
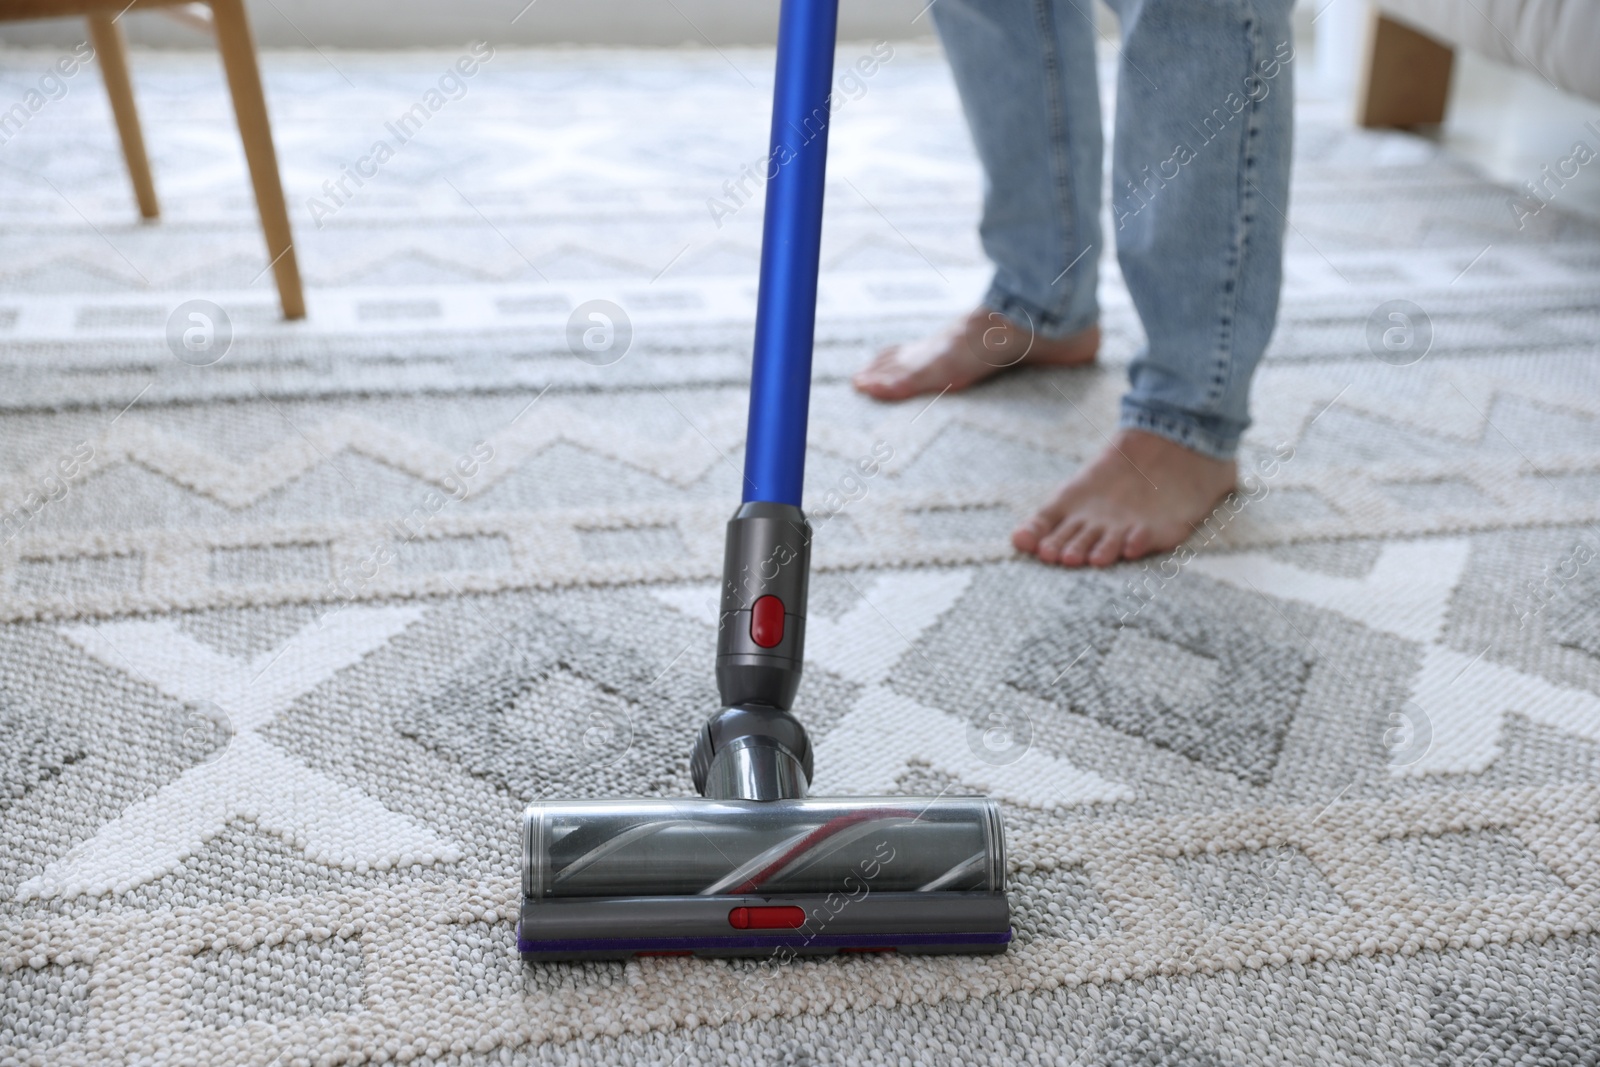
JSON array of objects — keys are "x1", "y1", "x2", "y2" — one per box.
[
  {"x1": 691, "y1": 706, "x2": 812, "y2": 801},
  {"x1": 693, "y1": 501, "x2": 813, "y2": 801}
]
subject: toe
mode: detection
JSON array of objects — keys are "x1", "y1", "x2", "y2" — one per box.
[
  {"x1": 851, "y1": 347, "x2": 902, "y2": 394},
  {"x1": 1058, "y1": 525, "x2": 1103, "y2": 567},
  {"x1": 1011, "y1": 517, "x2": 1044, "y2": 554},
  {"x1": 1036, "y1": 517, "x2": 1083, "y2": 562},
  {"x1": 1121, "y1": 524, "x2": 1152, "y2": 561},
  {"x1": 1014, "y1": 497, "x2": 1071, "y2": 554},
  {"x1": 855, "y1": 366, "x2": 920, "y2": 401},
  {"x1": 1087, "y1": 527, "x2": 1126, "y2": 567}
]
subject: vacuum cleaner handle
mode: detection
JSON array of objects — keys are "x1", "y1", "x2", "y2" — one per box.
[
  {"x1": 697, "y1": 0, "x2": 838, "y2": 799},
  {"x1": 742, "y1": 0, "x2": 838, "y2": 509},
  {"x1": 714, "y1": 0, "x2": 837, "y2": 710}
]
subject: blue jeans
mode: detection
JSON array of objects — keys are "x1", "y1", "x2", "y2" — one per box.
[{"x1": 931, "y1": 0, "x2": 1297, "y2": 459}]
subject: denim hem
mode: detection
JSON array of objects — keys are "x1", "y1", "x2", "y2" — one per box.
[
  {"x1": 1118, "y1": 398, "x2": 1242, "y2": 461},
  {"x1": 984, "y1": 281, "x2": 1099, "y2": 341}
]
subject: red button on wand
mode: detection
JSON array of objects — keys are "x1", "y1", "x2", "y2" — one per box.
[{"x1": 750, "y1": 595, "x2": 784, "y2": 648}]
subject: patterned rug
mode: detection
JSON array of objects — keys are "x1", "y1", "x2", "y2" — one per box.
[{"x1": 3, "y1": 39, "x2": 1600, "y2": 1067}]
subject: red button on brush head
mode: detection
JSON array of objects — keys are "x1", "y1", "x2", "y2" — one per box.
[
  {"x1": 749, "y1": 595, "x2": 785, "y2": 648},
  {"x1": 728, "y1": 905, "x2": 806, "y2": 930}
]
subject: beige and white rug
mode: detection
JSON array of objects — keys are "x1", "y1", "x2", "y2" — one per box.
[{"x1": 3, "y1": 39, "x2": 1600, "y2": 1066}]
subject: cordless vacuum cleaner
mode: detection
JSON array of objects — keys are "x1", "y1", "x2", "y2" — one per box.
[{"x1": 517, "y1": 0, "x2": 1011, "y2": 960}]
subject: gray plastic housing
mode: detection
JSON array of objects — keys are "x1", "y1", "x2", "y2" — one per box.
[
  {"x1": 518, "y1": 796, "x2": 1011, "y2": 960},
  {"x1": 715, "y1": 501, "x2": 810, "y2": 711},
  {"x1": 518, "y1": 891, "x2": 1011, "y2": 960},
  {"x1": 690, "y1": 706, "x2": 812, "y2": 798}
]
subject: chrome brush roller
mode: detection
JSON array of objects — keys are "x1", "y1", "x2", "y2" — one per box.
[
  {"x1": 517, "y1": 0, "x2": 1011, "y2": 961},
  {"x1": 519, "y1": 798, "x2": 1008, "y2": 959}
]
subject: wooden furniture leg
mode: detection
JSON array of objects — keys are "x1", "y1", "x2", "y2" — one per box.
[
  {"x1": 86, "y1": 11, "x2": 159, "y2": 219},
  {"x1": 1357, "y1": 11, "x2": 1456, "y2": 128},
  {"x1": 208, "y1": 0, "x2": 304, "y2": 319}
]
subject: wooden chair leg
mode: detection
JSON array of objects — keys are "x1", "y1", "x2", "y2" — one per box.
[
  {"x1": 87, "y1": 12, "x2": 159, "y2": 220},
  {"x1": 208, "y1": 0, "x2": 305, "y2": 319},
  {"x1": 1357, "y1": 11, "x2": 1455, "y2": 128}
]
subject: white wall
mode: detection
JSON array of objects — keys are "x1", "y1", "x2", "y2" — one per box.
[{"x1": 0, "y1": 0, "x2": 937, "y2": 49}]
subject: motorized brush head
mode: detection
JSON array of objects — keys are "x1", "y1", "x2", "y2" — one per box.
[
  {"x1": 518, "y1": 795, "x2": 1009, "y2": 959},
  {"x1": 515, "y1": 497, "x2": 1015, "y2": 961}
]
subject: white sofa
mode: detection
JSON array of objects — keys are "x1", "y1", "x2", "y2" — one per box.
[{"x1": 1360, "y1": 0, "x2": 1600, "y2": 126}]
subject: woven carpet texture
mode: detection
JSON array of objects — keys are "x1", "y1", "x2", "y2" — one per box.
[{"x1": 2, "y1": 38, "x2": 1600, "y2": 1067}]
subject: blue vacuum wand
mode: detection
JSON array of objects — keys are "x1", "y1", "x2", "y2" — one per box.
[
  {"x1": 518, "y1": 0, "x2": 1012, "y2": 960},
  {"x1": 694, "y1": 0, "x2": 841, "y2": 791}
]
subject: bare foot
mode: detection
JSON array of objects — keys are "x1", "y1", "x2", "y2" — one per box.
[
  {"x1": 853, "y1": 306, "x2": 1099, "y2": 401},
  {"x1": 1012, "y1": 430, "x2": 1238, "y2": 568}
]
